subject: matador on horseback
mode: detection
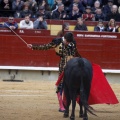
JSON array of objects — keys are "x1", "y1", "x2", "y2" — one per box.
[{"x1": 27, "y1": 32, "x2": 81, "y2": 112}]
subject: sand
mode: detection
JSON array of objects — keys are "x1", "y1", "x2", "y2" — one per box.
[{"x1": 0, "y1": 80, "x2": 119, "y2": 120}]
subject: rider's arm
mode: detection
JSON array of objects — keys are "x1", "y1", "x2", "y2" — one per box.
[{"x1": 32, "y1": 38, "x2": 63, "y2": 50}]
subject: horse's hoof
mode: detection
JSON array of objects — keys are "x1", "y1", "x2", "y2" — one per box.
[
  {"x1": 79, "y1": 114, "x2": 84, "y2": 118},
  {"x1": 63, "y1": 113, "x2": 69, "y2": 118},
  {"x1": 83, "y1": 117, "x2": 88, "y2": 120},
  {"x1": 59, "y1": 109, "x2": 65, "y2": 112},
  {"x1": 70, "y1": 116, "x2": 75, "y2": 120}
]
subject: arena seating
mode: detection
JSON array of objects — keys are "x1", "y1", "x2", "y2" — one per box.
[{"x1": 0, "y1": 18, "x2": 120, "y2": 35}]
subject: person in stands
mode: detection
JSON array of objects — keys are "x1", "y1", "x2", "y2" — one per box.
[
  {"x1": 106, "y1": 5, "x2": 120, "y2": 22},
  {"x1": 82, "y1": 6, "x2": 95, "y2": 21},
  {"x1": 33, "y1": 14, "x2": 48, "y2": 29},
  {"x1": 3, "y1": 16, "x2": 18, "y2": 29},
  {"x1": 94, "y1": 19, "x2": 105, "y2": 32},
  {"x1": 105, "y1": 18, "x2": 119, "y2": 32},
  {"x1": 69, "y1": 3, "x2": 82, "y2": 20},
  {"x1": 57, "y1": 22, "x2": 70, "y2": 37},
  {"x1": 0, "y1": 0, "x2": 13, "y2": 17},
  {"x1": 74, "y1": 17, "x2": 88, "y2": 31},
  {"x1": 52, "y1": 3, "x2": 68, "y2": 20},
  {"x1": 19, "y1": 14, "x2": 33, "y2": 29}
]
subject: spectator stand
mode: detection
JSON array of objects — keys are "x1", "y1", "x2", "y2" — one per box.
[{"x1": 0, "y1": 18, "x2": 120, "y2": 35}]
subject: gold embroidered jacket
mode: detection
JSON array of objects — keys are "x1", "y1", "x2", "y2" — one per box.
[{"x1": 32, "y1": 38, "x2": 80, "y2": 74}]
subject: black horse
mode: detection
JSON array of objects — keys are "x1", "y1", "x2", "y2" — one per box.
[{"x1": 63, "y1": 57, "x2": 95, "y2": 120}]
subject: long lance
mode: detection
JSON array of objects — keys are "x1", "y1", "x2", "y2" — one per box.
[{"x1": 5, "y1": 23, "x2": 28, "y2": 45}]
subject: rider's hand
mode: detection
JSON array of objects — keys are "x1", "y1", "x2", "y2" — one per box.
[{"x1": 27, "y1": 44, "x2": 32, "y2": 49}]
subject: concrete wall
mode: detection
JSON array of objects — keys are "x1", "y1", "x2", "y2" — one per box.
[
  {"x1": 0, "y1": 70, "x2": 58, "y2": 81},
  {"x1": 105, "y1": 73, "x2": 120, "y2": 84},
  {"x1": 0, "y1": 70, "x2": 120, "y2": 83}
]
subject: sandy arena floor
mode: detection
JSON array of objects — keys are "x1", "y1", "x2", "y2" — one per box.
[{"x1": 0, "y1": 80, "x2": 119, "y2": 120}]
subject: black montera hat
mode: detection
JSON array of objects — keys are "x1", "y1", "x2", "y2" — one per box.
[{"x1": 64, "y1": 32, "x2": 74, "y2": 42}]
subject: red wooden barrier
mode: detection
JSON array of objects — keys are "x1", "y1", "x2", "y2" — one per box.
[
  {"x1": 0, "y1": 29, "x2": 120, "y2": 69},
  {"x1": 0, "y1": 28, "x2": 50, "y2": 36},
  {"x1": 72, "y1": 31, "x2": 120, "y2": 69}
]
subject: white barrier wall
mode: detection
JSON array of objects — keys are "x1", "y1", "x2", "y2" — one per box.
[
  {"x1": 0, "y1": 70, "x2": 58, "y2": 81},
  {"x1": 0, "y1": 69, "x2": 120, "y2": 83}
]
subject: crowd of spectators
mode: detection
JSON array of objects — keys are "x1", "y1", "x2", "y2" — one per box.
[
  {"x1": 0, "y1": 0, "x2": 120, "y2": 21},
  {"x1": 0, "y1": 0, "x2": 120, "y2": 32}
]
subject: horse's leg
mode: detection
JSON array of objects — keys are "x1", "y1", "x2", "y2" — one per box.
[
  {"x1": 63, "y1": 84, "x2": 70, "y2": 118},
  {"x1": 70, "y1": 90, "x2": 77, "y2": 120},
  {"x1": 83, "y1": 106, "x2": 88, "y2": 120},
  {"x1": 79, "y1": 101, "x2": 84, "y2": 118},
  {"x1": 64, "y1": 97, "x2": 71, "y2": 118}
]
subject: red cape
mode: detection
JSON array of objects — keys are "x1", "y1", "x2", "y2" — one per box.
[
  {"x1": 56, "y1": 64, "x2": 119, "y2": 105},
  {"x1": 88, "y1": 63, "x2": 119, "y2": 105}
]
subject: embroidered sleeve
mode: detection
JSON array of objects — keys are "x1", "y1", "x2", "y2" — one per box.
[{"x1": 32, "y1": 38, "x2": 63, "y2": 50}]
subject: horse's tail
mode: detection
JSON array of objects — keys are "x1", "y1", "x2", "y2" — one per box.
[
  {"x1": 78, "y1": 58, "x2": 96, "y2": 116},
  {"x1": 80, "y1": 79, "x2": 96, "y2": 116}
]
